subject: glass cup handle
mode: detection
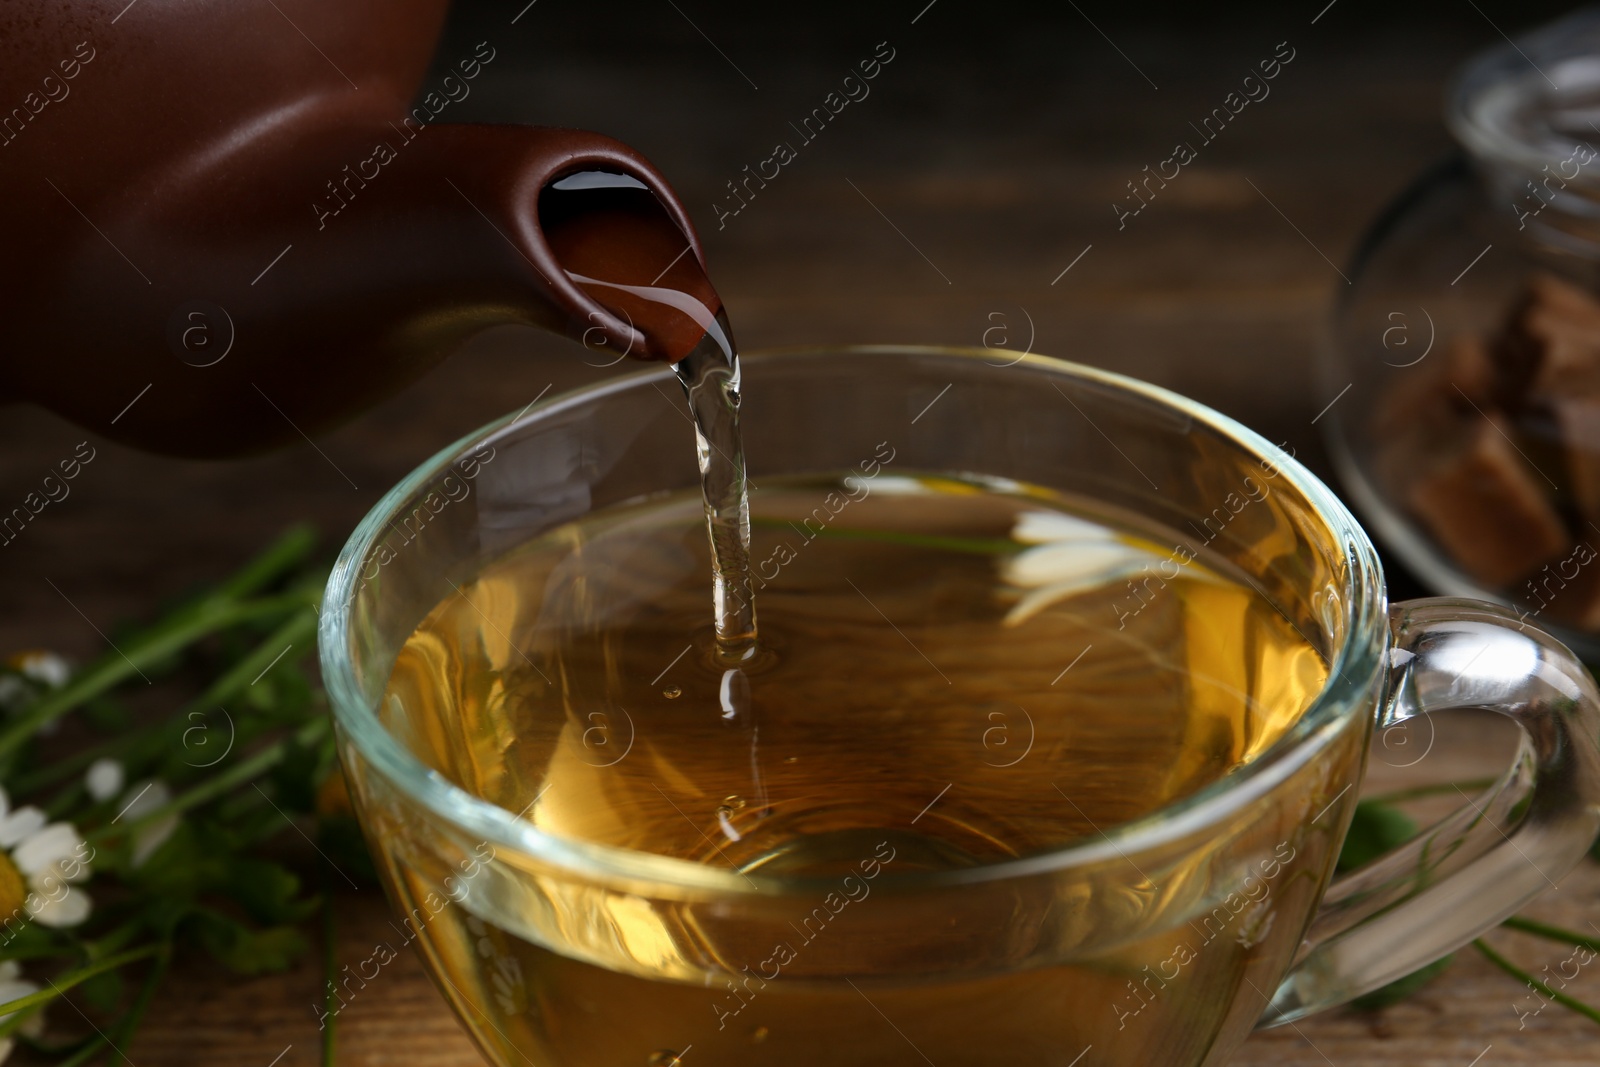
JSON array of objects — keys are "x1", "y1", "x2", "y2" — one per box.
[{"x1": 1262, "y1": 596, "x2": 1600, "y2": 1027}]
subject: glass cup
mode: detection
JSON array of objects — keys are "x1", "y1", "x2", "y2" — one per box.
[{"x1": 320, "y1": 346, "x2": 1600, "y2": 1067}]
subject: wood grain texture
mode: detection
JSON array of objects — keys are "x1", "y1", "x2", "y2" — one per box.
[{"x1": 3, "y1": 1, "x2": 1597, "y2": 1063}]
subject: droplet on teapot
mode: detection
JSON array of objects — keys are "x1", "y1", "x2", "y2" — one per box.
[{"x1": 662, "y1": 685, "x2": 682, "y2": 699}]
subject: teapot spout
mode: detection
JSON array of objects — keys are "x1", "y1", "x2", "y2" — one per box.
[
  {"x1": 341, "y1": 122, "x2": 722, "y2": 361},
  {"x1": 9, "y1": 117, "x2": 717, "y2": 457}
]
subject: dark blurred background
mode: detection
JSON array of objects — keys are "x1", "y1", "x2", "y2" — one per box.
[{"x1": 0, "y1": 0, "x2": 1581, "y2": 652}]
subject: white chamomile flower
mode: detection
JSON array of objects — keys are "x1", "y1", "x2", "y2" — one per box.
[
  {"x1": 1010, "y1": 510, "x2": 1120, "y2": 546},
  {"x1": 0, "y1": 788, "x2": 91, "y2": 930},
  {"x1": 85, "y1": 759, "x2": 125, "y2": 803},
  {"x1": 0, "y1": 959, "x2": 45, "y2": 1062},
  {"x1": 118, "y1": 781, "x2": 179, "y2": 869},
  {"x1": 1001, "y1": 511, "x2": 1169, "y2": 626},
  {"x1": 1, "y1": 652, "x2": 71, "y2": 735},
  {"x1": 11, "y1": 653, "x2": 69, "y2": 691}
]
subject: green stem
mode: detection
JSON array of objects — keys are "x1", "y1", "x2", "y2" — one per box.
[
  {"x1": 15, "y1": 607, "x2": 321, "y2": 798},
  {"x1": 108, "y1": 941, "x2": 171, "y2": 1067},
  {"x1": 50, "y1": 1031, "x2": 111, "y2": 1067},
  {"x1": 182, "y1": 607, "x2": 321, "y2": 719},
  {"x1": 0, "y1": 944, "x2": 81, "y2": 964},
  {"x1": 0, "y1": 943, "x2": 162, "y2": 1023},
  {"x1": 1364, "y1": 777, "x2": 1499, "y2": 806},
  {"x1": 1474, "y1": 938, "x2": 1600, "y2": 1027},
  {"x1": 88, "y1": 919, "x2": 150, "y2": 960},
  {"x1": 22, "y1": 735, "x2": 162, "y2": 800},
  {"x1": 88, "y1": 716, "x2": 330, "y2": 846},
  {"x1": 0, "y1": 592, "x2": 314, "y2": 760},
  {"x1": 40, "y1": 942, "x2": 172, "y2": 1067},
  {"x1": 1502, "y1": 915, "x2": 1600, "y2": 955},
  {"x1": 17, "y1": 1033, "x2": 100, "y2": 1062},
  {"x1": 0, "y1": 925, "x2": 76, "y2": 965},
  {"x1": 214, "y1": 525, "x2": 317, "y2": 603}
]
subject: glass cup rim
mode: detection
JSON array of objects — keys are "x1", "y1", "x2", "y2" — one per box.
[{"x1": 319, "y1": 345, "x2": 1387, "y2": 894}]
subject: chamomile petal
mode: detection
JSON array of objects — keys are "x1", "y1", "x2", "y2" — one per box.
[
  {"x1": 13, "y1": 823, "x2": 88, "y2": 882},
  {"x1": 85, "y1": 759, "x2": 125, "y2": 803},
  {"x1": 26, "y1": 887, "x2": 90, "y2": 928},
  {"x1": 1011, "y1": 510, "x2": 1117, "y2": 545},
  {"x1": 0, "y1": 808, "x2": 47, "y2": 850}
]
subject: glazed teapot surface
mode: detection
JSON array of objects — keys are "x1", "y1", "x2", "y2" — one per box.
[{"x1": 0, "y1": 0, "x2": 715, "y2": 455}]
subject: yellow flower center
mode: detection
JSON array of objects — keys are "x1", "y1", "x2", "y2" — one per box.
[{"x1": 0, "y1": 852, "x2": 27, "y2": 922}]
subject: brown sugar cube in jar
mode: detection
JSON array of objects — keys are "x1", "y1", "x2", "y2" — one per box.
[
  {"x1": 1442, "y1": 333, "x2": 1500, "y2": 408},
  {"x1": 1551, "y1": 397, "x2": 1600, "y2": 525},
  {"x1": 1404, "y1": 414, "x2": 1569, "y2": 589},
  {"x1": 1369, "y1": 336, "x2": 1488, "y2": 452},
  {"x1": 1513, "y1": 274, "x2": 1600, "y2": 395},
  {"x1": 1525, "y1": 540, "x2": 1600, "y2": 631},
  {"x1": 1497, "y1": 275, "x2": 1600, "y2": 537}
]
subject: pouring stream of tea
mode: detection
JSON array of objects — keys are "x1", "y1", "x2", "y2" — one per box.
[{"x1": 541, "y1": 173, "x2": 759, "y2": 659}]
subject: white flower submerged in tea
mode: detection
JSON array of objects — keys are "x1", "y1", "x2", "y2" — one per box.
[{"x1": 1000, "y1": 509, "x2": 1221, "y2": 626}]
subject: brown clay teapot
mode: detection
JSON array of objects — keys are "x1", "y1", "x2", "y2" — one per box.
[{"x1": 0, "y1": 0, "x2": 719, "y2": 456}]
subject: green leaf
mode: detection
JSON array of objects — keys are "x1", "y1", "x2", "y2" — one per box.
[
  {"x1": 244, "y1": 677, "x2": 278, "y2": 713},
  {"x1": 1352, "y1": 954, "x2": 1454, "y2": 1010},
  {"x1": 189, "y1": 910, "x2": 309, "y2": 975},
  {"x1": 122, "y1": 821, "x2": 231, "y2": 901},
  {"x1": 1336, "y1": 800, "x2": 1417, "y2": 873},
  {"x1": 270, "y1": 732, "x2": 336, "y2": 814},
  {"x1": 78, "y1": 968, "x2": 123, "y2": 1013},
  {"x1": 223, "y1": 859, "x2": 318, "y2": 925},
  {"x1": 120, "y1": 819, "x2": 204, "y2": 887},
  {"x1": 1337, "y1": 800, "x2": 1454, "y2": 1010},
  {"x1": 271, "y1": 668, "x2": 313, "y2": 716},
  {"x1": 218, "y1": 804, "x2": 290, "y2": 849},
  {"x1": 141, "y1": 897, "x2": 194, "y2": 941}
]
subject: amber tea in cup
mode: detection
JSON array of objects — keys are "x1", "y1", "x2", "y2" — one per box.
[{"x1": 322, "y1": 348, "x2": 1600, "y2": 1067}]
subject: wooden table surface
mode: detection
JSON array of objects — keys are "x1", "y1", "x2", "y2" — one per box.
[{"x1": 2, "y1": 0, "x2": 1598, "y2": 1063}]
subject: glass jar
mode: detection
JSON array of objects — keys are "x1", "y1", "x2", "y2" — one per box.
[{"x1": 1323, "y1": 8, "x2": 1600, "y2": 657}]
